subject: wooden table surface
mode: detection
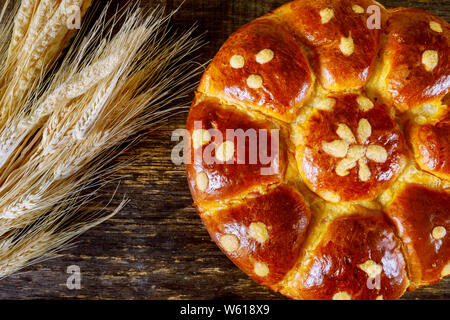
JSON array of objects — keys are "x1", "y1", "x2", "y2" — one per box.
[{"x1": 0, "y1": 0, "x2": 449, "y2": 300}]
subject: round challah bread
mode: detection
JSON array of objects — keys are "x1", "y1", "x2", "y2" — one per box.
[{"x1": 186, "y1": 0, "x2": 449, "y2": 300}]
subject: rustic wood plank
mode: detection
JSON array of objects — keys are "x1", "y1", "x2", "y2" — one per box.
[{"x1": 0, "y1": 0, "x2": 448, "y2": 300}]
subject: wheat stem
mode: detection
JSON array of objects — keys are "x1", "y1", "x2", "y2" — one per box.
[
  {"x1": 7, "y1": 0, "x2": 37, "y2": 59},
  {"x1": 0, "y1": 0, "x2": 91, "y2": 124},
  {"x1": 0, "y1": 2, "x2": 204, "y2": 279}
]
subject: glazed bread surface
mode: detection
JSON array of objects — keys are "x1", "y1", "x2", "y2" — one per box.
[{"x1": 186, "y1": 0, "x2": 450, "y2": 300}]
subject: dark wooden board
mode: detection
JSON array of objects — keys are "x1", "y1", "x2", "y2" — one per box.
[{"x1": 0, "y1": 0, "x2": 448, "y2": 300}]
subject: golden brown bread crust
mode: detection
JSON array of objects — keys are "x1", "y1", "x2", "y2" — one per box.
[
  {"x1": 186, "y1": 95, "x2": 286, "y2": 206},
  {"x1": 198, "y1": 17, "x2": 314, "y2": 123},
  {"x1": 408, "y1": 112, "x2": 450, "y2": 180},
  {"x1": 295, "y1": 94, "x2": 407, "y2": 202},
  {"x1": 375, "y1": 8, "x2": 450, "y2": 112},
  {"x1": 386, "y1": 184, "x2": 450, "y2": 289},
  {"x1": 201, "y1": 185, "x2": 310, "y2": 287},
  {"x1": 282, "y1": 214, "x2": 408, "y2": 300},
  {"x1": 187, "y1": 0, "x2": 450, "y2": 300},
  {"x1": 274, "y1": 0, "x2": 382, "y2": 91}
]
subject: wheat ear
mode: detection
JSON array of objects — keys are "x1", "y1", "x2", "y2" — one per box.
[
  {"x1": 0, "y1": 0, "x2": 91, "y2": 124},
  {"x1": 0, "y1": 3, "x2": 204, "y2": 272},
  {"x1": 0, "y1": 200, "x2": 126, "y2": 278},
  {"x1": 0, "y1": 52, "x2": 122, "y2": 176},
  {"x1": 0, "y1": 0, "x2": 17, "y2": 91},
  {"x1": 6, "y1": 0, "x2": 36, "y2": 59}
]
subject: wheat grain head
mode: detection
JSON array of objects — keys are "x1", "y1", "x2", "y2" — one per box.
[
  {"x1": 0, "y1": 3, "x2": 204, "y2": 277},
  {"x1": 0, "y1": 0, "x2": 92, "y2": 124}
]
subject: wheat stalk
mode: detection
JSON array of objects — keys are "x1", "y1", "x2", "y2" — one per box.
[
  {"x1": 7, "y1": 0, "x2": 36, "y2": 59},
  {"x1": 0, "y1": 35, "x2": 122, "y2": 177},
  {"x1": 0, "y1": 1, "x2": 17, "y2": 94},
  {"x1": 0, "y1": 231, "x2": 53, "y2": 277},
  {"x1": 0, "y1": 1, "x2": 203, "y2": 277},
  {"x1": 18, "y1": 0, "x2": 62, "y2": 56},
  {"x1": 0, "y1": 199, "x2": 126, "y2": 278},
  {"x1": 0, "y1": 0, "x2": 92, "y2": 125}
]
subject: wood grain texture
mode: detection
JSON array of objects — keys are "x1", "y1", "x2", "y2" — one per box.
[{"x1": 0, "y1": 0, "x2": 448, "y2": 300}]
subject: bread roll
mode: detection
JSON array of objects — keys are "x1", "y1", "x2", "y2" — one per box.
[{"x1": 186, "y1": 0, "x2": 449, "y2": 299}]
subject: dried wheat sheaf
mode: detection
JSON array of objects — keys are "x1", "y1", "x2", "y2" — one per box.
[{"x1": 0, "y1": 0, "x2": 203, "y2": 277}]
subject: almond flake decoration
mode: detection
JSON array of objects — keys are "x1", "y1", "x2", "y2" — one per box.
[
  {"x1": 352, "y1": 4, "x2": 365, "y2": 14},
  {"x1": 247, "y1": 74, "x2": 263, "y2": 89},
  {"x1": 357, "y1": 118, "x2": 371, "y2": 144},
  {"x1": 366, "y1": 145, "x2": 388, "y2": 163},
  {"x1": 347, "y1": 145, "x2": 365, "y2": 160},
  {"x1": 192, "y1": 129, "x2": 211, "y2": 149},
  {"x1": 358, "y1": 159, "x2": 371, "y2": 182},
  {"x1": 358, "y1": 260, "x2": 383, "y2": 279},
  {"x1": 339, "y1": 36, "x2": 354, "y2": 56},
  {"x1": 336, "y1": 158, "x2": 357, "y2": 177},
  {"x1": 216, "y1": 141, "x2": 235, "y2": 162},
  {"x1": 432, "y1": 226, "x2": 446, "y2": 240},
  {"x1": 322, "y1": 140, "x2": 349, "y2": 158},
  {"x1": 254, "y1": 262, "x2": 269, "y2": 277},
  {"x1": 249, "y1": 222, "x2": 269, "y2": 244},
  {"x1": 322, "y1": 119, "x2": 388, "y2": 180},
  {"x1": 256, "y1": 49, "x2": 274, "y2": 64},
  {"x1": 196, "y1": 172, "x2": 209, "y2": 191},
  {"x1": 337, "y1": 124, "x2": 356, "y2": 144},
  {"x1": 333, "y1": 291, "x2": 352, "y2": 300},
  {"x1": 320, "y1": 8, "x2": 334, "y2": 24},
  {"x1": 230, "y1": 54, "x2": 245, "y2": 68},
  {"x1": 430, "y1": 21, "x2": 443, "y2": 33},
  {"x1": 422, "y1": 50, "x2": 439, "y2": 72},
  {"x1": 356, "y1": 96, "x2": 374, "y2": 112},
  {"x1": 220, "y1": 234, "x2": 240, "y2": 252}
]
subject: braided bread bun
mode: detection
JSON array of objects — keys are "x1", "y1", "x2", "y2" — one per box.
[{"x1": 186, "y1": 0, "x2": 449, "y2": 300}]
